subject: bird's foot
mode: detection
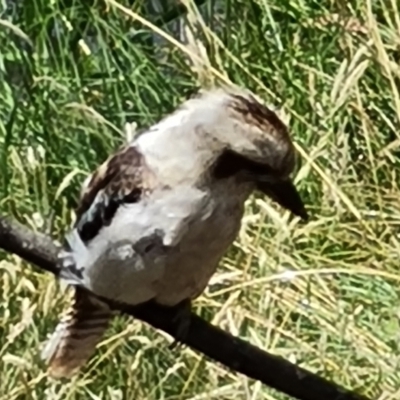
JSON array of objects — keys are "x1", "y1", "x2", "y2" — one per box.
[{"x1": 168, "y1": 299, "x2": 192, "y2": 350}]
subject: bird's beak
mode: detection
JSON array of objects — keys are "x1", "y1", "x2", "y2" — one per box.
[{"x1": 256, "y1": 179, "x2": 308, "y2": 221}]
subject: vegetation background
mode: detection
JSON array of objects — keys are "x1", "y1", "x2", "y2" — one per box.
[{"x1": 1, "y1": 0, "x2": 400, "y2": 399}]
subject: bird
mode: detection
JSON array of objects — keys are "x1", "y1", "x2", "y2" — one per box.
[{"x1": 41, "y1": 86, "x2": 308, "y2": 379}]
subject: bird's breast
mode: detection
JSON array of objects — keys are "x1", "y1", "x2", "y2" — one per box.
[{"x1": 153, "y1": 182, "x2": 249, "y2": 306}]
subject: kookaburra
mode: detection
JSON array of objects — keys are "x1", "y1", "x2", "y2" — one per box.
[{"x1": 42, "y1": 86, "x2": 308, "y2": 378}]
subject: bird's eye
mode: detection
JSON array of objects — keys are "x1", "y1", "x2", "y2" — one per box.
[{"x1": 143, "y1": 243, "x2": 154, "y2": 253}]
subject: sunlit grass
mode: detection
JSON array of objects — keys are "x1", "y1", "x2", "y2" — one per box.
[{"x1": 1, "y1": 0, "x2": 400, "y2": 399}]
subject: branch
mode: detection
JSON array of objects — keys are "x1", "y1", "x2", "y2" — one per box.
[{"x1": 0, "y1": 215, "x2": 371, "y2": 400}]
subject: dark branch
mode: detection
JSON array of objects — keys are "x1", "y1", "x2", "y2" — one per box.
[
  {"x1": 0, "y1": 217, "x2": 58, "y2": 274},
  {"x1": 0, "y1": 215, "x2": 370, "y2": 400}
]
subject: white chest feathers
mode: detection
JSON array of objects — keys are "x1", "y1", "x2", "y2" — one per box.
[{"x1": 62, "y1": 181, "x2": 249, "y2": 307}]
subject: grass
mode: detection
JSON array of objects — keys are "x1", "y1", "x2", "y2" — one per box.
[{"x1": 1, "y1": 0, "x2": 400, "y2": 398}]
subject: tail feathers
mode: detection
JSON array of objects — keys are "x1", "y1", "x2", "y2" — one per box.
[{"x1": 42, "y1": 288, "x2": 113, "y2": 379}]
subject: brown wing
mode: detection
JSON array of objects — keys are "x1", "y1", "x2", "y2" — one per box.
[{"x1": 74, "y1": 145, "x2": 155, "y2": 245}]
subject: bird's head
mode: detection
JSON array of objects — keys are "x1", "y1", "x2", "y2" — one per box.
[{"x1": 190, "y1": 87, "x2": 308, "y2": 221}]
